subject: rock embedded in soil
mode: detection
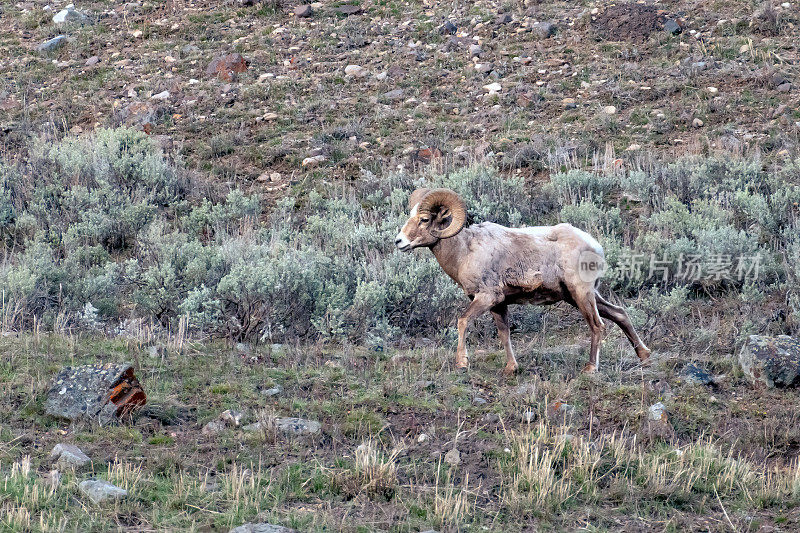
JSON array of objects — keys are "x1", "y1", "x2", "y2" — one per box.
[
  {"x1": 682, "y1": 363, "x2": 713, "y2": 385},
  {"x1": 335, "y1": 4, "x2": 361, "y2": 16},
  {"x1": 663, "y1": 19, "x2": 682, "y2": 35},
  {"x1": 439, "y1": 21, "x2": 457, "y2": 35},
  {"x1": 344, "y1": 64, "x2": 367, "y2": 78},
  {"x1": 45, "y1": 363, "x2": 146, "y2": 423},
  {"x1": 79, "y1": 480, "x2": 127, "y2": 504},
  {"x1": 739, "y1": 335, "x2": 800, "y2": 388},
  {"x1": 294, "y1": 5, "x2": 313, "y2": 18},
  {"x1": 50, "y1": 443, "x2": 91, "y2": 469},
  {"x1": 275, "y1": 417, "x2": 320, "y2": 435},
  {"x1": 206, "y1": 53, "x2": 249, "y2": 82},
  {"x1": 648, "y1": 402, "x2": 667, "y2": 421},
  {"x1": 53, "y1": 5, "x2": 89, "y2": 25},
  {"x1": 229, "y1": 524, "x2": 297, "y2": 533},
  {"x1": 531, "y1": 22, "x2": 556, "y2": 39},
  {"x1": 37, "y1": 36, "x2": 68, "y2": 55},
  {"x1": 444, "y1": 448, "x2": 461, "y2": 466}
]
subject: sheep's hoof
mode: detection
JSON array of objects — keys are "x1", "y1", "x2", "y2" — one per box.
[
  {"x1": 454, "y1": 362, "x2": 469, "y2": 373},
  {"x1": 637, "y1": 347, "x2": 652, "y2": 364},
  {"x1": 582, "y1": 363, "x2": 598, "y2": 374},
  {"x1": 501, "y1": 365, "x2": 519, "y2": 377}
]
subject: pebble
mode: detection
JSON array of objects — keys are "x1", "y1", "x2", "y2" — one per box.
[
  {"x1": 483, "y1": 82, "x2": 502, "y2": 94},
  {"x1": 439, "y1": 21, "x2": 457, "y2": 35},
  {"x1": 50, "y1": 443, "x2": 91, "y2": 469},
  {"x1": 37, "y1": 35, "x2": 67, "y2": 55},
  {"x1": 444, "y1": 448, "x2": 461, "y2": 466},
  {"x1": 469, "y1": 44, "x2": 483, "y2": 57},
  {"x1": 294, "y1": 4, "x2": 313, "y2": 17},
  {"x1": 562, "y1": 97, "x2": 577, "y2": 109},
  {"x1": 706, "y1": 86, "x2": 719, "y2": 94},
  {"x1": 79, "y1": 480, "x2": 127, "y2": 504},
  {"x1": 151, "y1": 90, "x2": 170, "y2": 100},
  {"x1": 692, "y1": 118, "x2": 704, "y2": 128},
  {"x1": 602, "y1": 105, "x2": 617, "y2": 115},
  {"x1": 344, "y1": 65, "x2": 367, "y2": 78},
  {"x1": 648, "y1": 402, "x2": 667, "y2": 421}
]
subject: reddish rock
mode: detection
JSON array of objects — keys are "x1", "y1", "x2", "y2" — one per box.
[
  {"x1": 412, "y1": 147, "x2": 442, "y2": 164},
  {"x1": 206, "y1": 53, "x2": 249, "y2": 82}
]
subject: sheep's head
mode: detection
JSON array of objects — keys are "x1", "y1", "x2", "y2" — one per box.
[{"x1": 395, "y1": 188, "x2": 466, "y2": 251}]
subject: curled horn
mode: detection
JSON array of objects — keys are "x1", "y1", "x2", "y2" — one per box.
[
  {"x1": 418, "y1": 188, "x2": 467, "y2": 238},
  {"x1": 407, "y1": 188, "x2": 430, "y2": 210}
]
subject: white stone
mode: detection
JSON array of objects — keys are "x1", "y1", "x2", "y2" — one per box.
[
  {"x1": 344, "y1": 65, "x2": 367, "y2": 78},
  {"x1": 602, "y1": 105, "x2": 617, "y2": 115},
  {"x1": 483, "y1": 82, "x2": 502, "y2": 93},
  {"x1": 79, "y1": 480, "x2": 127, "y2": 504}
]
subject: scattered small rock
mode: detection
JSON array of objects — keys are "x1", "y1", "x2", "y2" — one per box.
[
  {"x1": 496, "y1": 13, "x2": 512, "y2": 25},
  {"x1": 439, "y1": 21, "x2": 457, "y2": 35},
  {"x1": 663, "y1": 19, "x2": 682, "y2": 35},
  {"x1": 53, "y1": 5, "x2": 88, "y2": 25},
  {"x1": 706, "y1": 86, "x2": 719, "y2": 94},
  {"x1": 229, "y1": 524, "x2": 297, "y2": 533},
  {"x1": 50, "y1": 444, "x2": 90, "y2": 469},
  {"x1": 261, "y1": 385, "x2": 283, "y2": 397},
  {"x1": 444, "y1": 448, "x2": 461, "y2": 466},
  {"x1": 206, "y1": 53, "x2": 249, "y2": 82},
  {"x1": 202, "y1": 420, "x2": 227, "y2": 435},
  {"x1": 302, "y1": 155, "x2": 326, "y2": 167},
  {"x1": 483, "y1": 82, "x2": 502, "y2": 94},
  {"x1": 602, "y1": 105, "x2": 617, "y2": 115},
  {"x1": 275, "y1": 417, "x2": 321, "y2": 436},
  {"x1": 683, "y1": 363, "x2": 713, "y2": 385},
  {"x1": 469, "y1": 44, "x2": 483, "y2": 57},
  {"x1": 335, "y1": 4, "x2": 361, "y2": 15},
  {"x1": 79, "y1": 480, "x2": 127, "y2": 504},
  {"x1": 344, "y1": 64, "x2": 367, "y2": 78},
  {"x1": 220, "y1": 409, "x2": 244, "y2": 427},
  {"x1": 692, "y1": 118, "x2": 704, "y2": 128},
  {"x1": 473, "y1": 397, "x2": 487, "y2": 405},
  {"x1": 37, "y1": 35, "x2": 67, "y2": 55},
  {"x1": 531, "y1": 22, "x2": 556, "y2": 39},
  {"x1": 648, "y1": 402, "x2": 667, "y2": 421},
  {"x1": 739, "y1": 335, "x2": 800, "y2": 388},
  {"x1": 562, "y1": 97, "x2": 577, "y2": 109},
  {"x1": 383, "y1": 89, "x2": 404, "y2": 101},
  {"x1": 84, "y1": 56, "x2": 99, "y2": 67},
  {"x1": 417, "y1": 433, "x2": 428, "y2": 443},
  {"x1": 151, "y1": 90, "x2": 170, "y2": 101}
]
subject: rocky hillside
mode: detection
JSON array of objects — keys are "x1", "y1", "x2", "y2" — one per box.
[{"x1": 1, "y1": 0, "x2": 798, "y2": 194}]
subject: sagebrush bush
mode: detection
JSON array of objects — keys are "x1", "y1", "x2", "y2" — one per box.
[{"x1": 0, "y1": 128, "x2": 797, "y2": 340}]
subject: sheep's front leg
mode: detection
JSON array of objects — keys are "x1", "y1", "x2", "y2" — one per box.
[{"x1": 455, "y1": 293, "x2": 496, "y2": 371}]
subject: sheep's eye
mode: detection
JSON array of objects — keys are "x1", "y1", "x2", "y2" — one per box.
[{"x1": 420, "y1": 217, "x2": 430, "y2": 223}]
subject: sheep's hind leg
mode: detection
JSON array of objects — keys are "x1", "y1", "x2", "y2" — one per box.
[
  {"x1": 491, "y1": 304, "x2": 518, "y2": 376},
  {"x1": 595, "y1": 292, "x2": 651, "y2": 363},
  {"x1": 455, "y1": 293, "x2": 496, "y2": 371}
]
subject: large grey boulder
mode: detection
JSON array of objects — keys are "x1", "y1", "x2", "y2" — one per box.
[
  {"x1": 739, "y1": 335, "x2": 800, "y2": 388},
  {"x1": 45, "y1": 363, "x2": 146, "y2": 423},
  {"x1": 229, "y1": 524, "x2": 296, "y2": 533},
  {"x1": 79, "y1": 480, "x2": 127, "y2": 504}
]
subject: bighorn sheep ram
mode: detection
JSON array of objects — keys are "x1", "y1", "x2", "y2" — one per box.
[{"x1": 394, "y1": 188, "x2": 651, "y2": 375}]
